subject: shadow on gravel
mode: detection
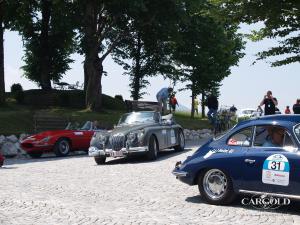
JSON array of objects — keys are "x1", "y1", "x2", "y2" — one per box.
[
  {"x1": 103, "y1": 148, "x2": 193, "y2": 165},
  {"x1": 185, "y1": 194, "x2": 300, "y2": 215},
  {"x1": 3, "y1": 151, "x2": 88, "y2": 166}
]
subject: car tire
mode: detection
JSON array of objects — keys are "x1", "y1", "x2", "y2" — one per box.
[
  {"x1": 174, "y1": 130, "x2": 185, "y2": 152},
  {"x1": 28, "y1": 152, "x2": 43, "y2": 158},
  {"x1": 94, "y1": 156, "x2": 106, "y2": 165},
  {"x1": 146, "y1": 135, "x2": 158, "y2": 161},
  {"x1": 54, "y1": 138, "x2": 70, "y2": 157},
  {"x1": 198, "y1": 168, "x2": 235, "y2": 205},
  {"x1": 0, "y1": 161, "x2": 3, "y2": 167}
]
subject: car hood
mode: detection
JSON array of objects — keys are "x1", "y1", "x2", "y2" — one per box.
[
  {"x1": 22, "y1": 130, "x2": 80, "y2": 142},
  {"x1": 109, "y1": 123, "x2": 157, "y2": 135}
]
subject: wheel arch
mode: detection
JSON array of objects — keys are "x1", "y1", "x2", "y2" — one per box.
[
  {"x1": 56, "y1": 137, "x2": 73, "y2": 149},
  {"x1": 193, "y1": 167, "x2": 234, "y2": 187}
]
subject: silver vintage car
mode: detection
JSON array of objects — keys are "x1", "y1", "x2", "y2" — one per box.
[{"x1": 88, "y1": 111, "x2": 185, "y2": 164}]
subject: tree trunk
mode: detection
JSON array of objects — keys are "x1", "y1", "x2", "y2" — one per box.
[
  {"x1": 85, "y1": 57, "x2": 102, "y2": 111},
  {"x1": 40, "y1": 0, "x2": 52, "y2": 90},
  {"x1": 0, "y1": 2, "x2": 5, "y2": 105},
  {"x1": 132, "y1": 32, "x2": 142, "y2": 100},
  {"x1": 191, "y1": 83, "x2": 195, "y2": 119},
  {"x1": 83, "y1": 0, "x2": 102, "y2": 111},
  {"x1": 201, "y1": 91, "x2": 205, "y2": 118}
]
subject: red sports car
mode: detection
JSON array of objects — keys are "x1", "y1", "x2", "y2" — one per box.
[
  {"x1": 21, "y1": 121, "x2": 100, "y2": 158},
  {"x1": 0, "y1": 153, "x2": 4, "y2": 167}
]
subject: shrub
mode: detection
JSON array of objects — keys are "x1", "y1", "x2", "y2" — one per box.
[
  {"x1": 11, "y1": 83, "x2": 23, "y2": 93},
  {"x1": 15, "y1": 91, "x2": 25, "y2": 104},
  {"x1": 114, "y1": 95, "x2": 124, "y2": 102}
]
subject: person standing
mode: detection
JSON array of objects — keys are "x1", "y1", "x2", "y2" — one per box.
[
  {"x1": 285, "y1": 106, "x2": 291, "y2": 114},
  {"x1": 206, "y1": 94, "x2": 218, "y2": 125},
  {"x1": 229, "y1": 105, "x2": 237, "y2": 114},
  {"x1": 156, "y1": 87, "x2": 173, "y2": 115},
  {"x1": 194, "y1": 97, "x2": 199, "y2": 115},
  {"x1": 293, "y1": 99, "x2": 300, "y2": 114},
  {"x1": 169, "y1": 94, "x2": 179, "y2": 113},
  {"x1": 259, "y1": 91, "x2": 278, "y2": 115}
]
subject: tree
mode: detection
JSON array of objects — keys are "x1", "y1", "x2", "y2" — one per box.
[
  {"x1": 9, "y1": 0, "x2": 76, "y2": 90},
  {"x1": 74, "y1": 0, "x2": 185, "y2": 111},
  {"x1": 0, "y1": 0, "x2": 4, "y2": 104},
  {"x1": 218, "y1": 0, "x2": 300, "y2": 66},
  {"x1": 0, "y1": 0, "x2": 21, "y2": 104},
  {"x1": 172, "y1": 3, "x2": 245, "y2": 118},
  {"x1": 112, "y1": 7, "x2": 178, "y2": 100}
]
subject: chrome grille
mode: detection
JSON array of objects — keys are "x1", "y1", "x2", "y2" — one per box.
[{"x1": 109, "y1": 133, "x2": 125, "y2": 151}]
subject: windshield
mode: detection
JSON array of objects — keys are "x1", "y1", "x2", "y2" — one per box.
[
  {"x1": 294, "y1": 124, "x2": 300, "y2": 143},
  {"x1": 65, "y1": 121, "x2": 92, "y2": 130},
  {"x1": 118, "y1": 112, "x2": 159, "y2": 125}
]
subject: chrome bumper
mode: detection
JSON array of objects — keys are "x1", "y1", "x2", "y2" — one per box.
[
  {"x1": 172, "y1": 171, "x2": 188, "y2": 177},
  {"x1": 88, "y1": 146, "x2": 148, "y2": 157}
]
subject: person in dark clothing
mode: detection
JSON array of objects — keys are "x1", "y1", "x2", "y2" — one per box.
[
  {"x1": 259, "y1": 91, "x2": 278, "y2": 115},
  {"x1": 293, "y1": 99, "x2": 300, "y2": 114},
  {"x1": 229, "y1": 105, "x2": 237, "y2": 113},
  {"x1": 206, "y1": 95, "x2": 218, "y2": 124}
]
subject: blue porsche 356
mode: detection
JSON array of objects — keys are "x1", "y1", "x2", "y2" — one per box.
[{"x1": 173, "y1": 115, "x2": 300, "y2": 205}]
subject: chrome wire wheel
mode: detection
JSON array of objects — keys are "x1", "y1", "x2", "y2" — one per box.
[{"x1": 203, "y1": 169, "x2": 228, "y2": 200}]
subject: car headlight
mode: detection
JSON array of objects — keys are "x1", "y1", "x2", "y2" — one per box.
[
  {"x1": 98, "y1": 134, "x2": 107, "y2": 143},
  {"x1": 39, "y1": 136, "x2": 51, "y2": 143},
  {"x1": 127, "y1": 130, "x2": 145, "y2": 142}
]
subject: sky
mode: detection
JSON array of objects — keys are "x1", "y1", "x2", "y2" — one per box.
[{"x1": 3, "y1": 24, "x2": 300, "y2": 113}]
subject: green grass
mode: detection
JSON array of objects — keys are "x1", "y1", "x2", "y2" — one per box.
[
  {"x1": 174, "y1": 111, "x2": 211, "y2": 130},
  {"x1": 0, "y1": 102, "x2": 211, "y2": 135}
]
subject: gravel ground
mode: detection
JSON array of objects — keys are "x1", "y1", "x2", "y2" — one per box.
[{"x1": 1, "y1": 139, "x2": 300, "y2": 225}]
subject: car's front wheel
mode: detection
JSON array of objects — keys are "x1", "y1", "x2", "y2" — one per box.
[
  {"x1": 146, "y1": 135, "x2": 158, "y2": 161},
  {"x1": 54, "y1": 138, "x2": 70, "y2": 157},
  {"x1": 174, "y1": 130, "x2": 185, "y2": 152},
  {"x1": 198, "y1": 168, "x2": 235, "y2": 205},
  {"x1": 94, "y1": 156, "x2": 106, "y2": 165},
  {"x1": 28, "y1": 152, "x2": 43, "y2": 158}
]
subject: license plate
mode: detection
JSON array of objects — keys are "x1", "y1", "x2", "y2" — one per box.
[{"x1": 109, "y1": 151, "x2": 124, "y2": 157}]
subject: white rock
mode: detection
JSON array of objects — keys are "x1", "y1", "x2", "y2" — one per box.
[
  {"x1": 200, "y1": 133, "x2": 212, "y2": 139},
  {"x1": 6, "y1": 135, "x2": 18, "y2": 143},
  {"x1": 0, "y1": 135, "x2": 5, "y2": 145},
  {"x1": 199, "y1": 129, "x2": 212, "y2": 134},
  {"x1": 1, "y1": 141, "x2": 18, "y2": 156},
  {"x1": 19, "y1": 133, "x2": 29, "y2": 142}
]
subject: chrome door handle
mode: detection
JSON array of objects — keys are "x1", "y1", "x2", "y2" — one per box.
[{"x1": 245, "y1": 159, "x2": 256, "y2": 164}]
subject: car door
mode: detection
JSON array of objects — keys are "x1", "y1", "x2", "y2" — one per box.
[
  {"x1": 242, "y1": 125, "x2": 300, "y2": 194},
  {"x1": 221, "y1": 126, "x2": 254, "y2": 188}
]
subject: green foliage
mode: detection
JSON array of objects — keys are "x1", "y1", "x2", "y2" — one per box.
[
  {"x1": 172, "y1": 2, "x2": 245, "y2": 102},
  {"x1": 111, "y1": 0, "x2": 184, "y2": 100},
  {"x1": 18, "y1": 89, "x2": 126, "y2": 110},
  {"x1": 114, "y1": 95, "x2": 124, "y2": 102},
  {"x1": 10, "y1": 83, "x2": 23, "y2": 93},
  {"x1": 218, "y1": 0, "x2": 300, "y2": 66},
  {"x1": 10, "y1": 83, "x2": 24, "y2": 104},
  {"x1": 8, "y1": 0, "x2": 76, "y2": 88},
  {"x1": 15, "y1": 91, "x2": 25, "y2": 104}
]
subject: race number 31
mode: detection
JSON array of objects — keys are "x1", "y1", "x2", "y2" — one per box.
[{"x1": 268, "y1": 161, "x2": 285, "y2": 171}]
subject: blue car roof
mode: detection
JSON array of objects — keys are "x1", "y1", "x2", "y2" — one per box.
[{"x1": 237, "y1": 115, "x2": 300, "y2": 129}]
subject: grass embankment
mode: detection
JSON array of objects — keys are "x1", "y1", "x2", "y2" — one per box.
[{"x1": 0, "y1": 102, "x2": 211, "y2": 135}]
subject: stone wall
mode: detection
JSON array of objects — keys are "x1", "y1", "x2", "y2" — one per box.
[{"x1": 183, "y1": 129, "x2": 213, "y2": 140}]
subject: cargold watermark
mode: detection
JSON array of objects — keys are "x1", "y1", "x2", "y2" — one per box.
[{"x1": 241, "y1": 194, "x2": 290, "y2": 209}]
